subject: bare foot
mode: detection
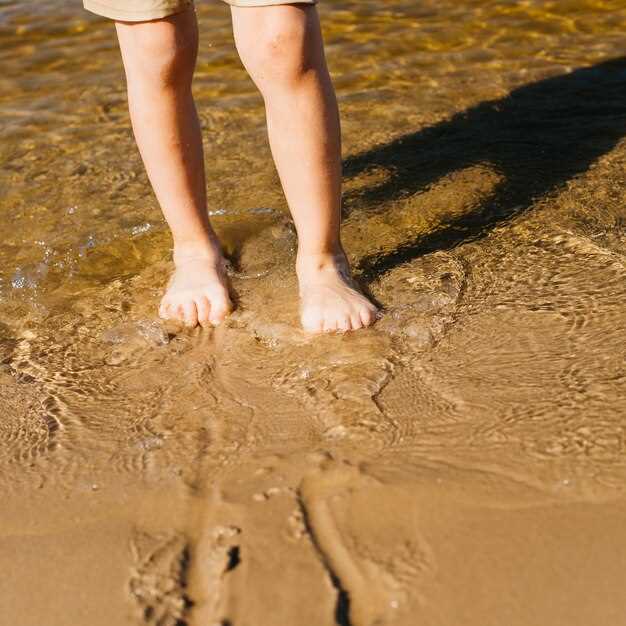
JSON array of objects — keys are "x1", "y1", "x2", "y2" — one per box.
[
  {"x1": 159, "y1": 245, "x2": 233, "y2": 328},
  {"x1": 296, "y1": 252, "x2": 378, "y2": 333}
]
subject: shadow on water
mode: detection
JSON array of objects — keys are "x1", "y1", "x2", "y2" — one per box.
[{"x1": 344, "y1": 56, "x2": 626, "y2": 281}]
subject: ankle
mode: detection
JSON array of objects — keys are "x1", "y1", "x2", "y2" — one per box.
[
  {"x1": 173, "y1": 236, "x2": 223, "y2": 265},
  {"x1": 296, "y1": 247, "x2": 349, "y2": 277}
]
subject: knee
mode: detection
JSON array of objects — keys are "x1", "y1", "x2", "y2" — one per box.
[
  {"x1": 237, "y1": 13, "x2": 321, "y2": 92},
  {"x1": 120, "y1": 16, "x2": 198, "y2": 89}
]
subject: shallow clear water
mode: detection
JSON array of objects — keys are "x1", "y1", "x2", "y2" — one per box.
[{"x1": 1, "y1": 1, "x2": 626, "y2": 624}]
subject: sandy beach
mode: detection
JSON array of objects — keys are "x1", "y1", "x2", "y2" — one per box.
[{"x1": 1, "y1": 1, "x2": 626, "y2": 624}]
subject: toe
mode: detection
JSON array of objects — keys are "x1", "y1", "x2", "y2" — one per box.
[
  {"x1": 336, "y1": 315, "x2": 352, "y2": 332},
  {"x1": 171, "y1": 304, "x2": 184, "y2": 323},
  {"x1": 322, "y1": 317, "x2": 338, "y2": 333},
  {"x1": 160, "y1": 301, "x2": 176, "y2": 320},
  {"x1": 196, "y1": 296, "x2": 211, "y2": 328},
  {"x1": 180, "y1": 302, "x2": 198, "y2": 327},
  {"x1": 350, "y1": 313, "x2": 364, "y2": 330},
  {"x1": 208, "y1": 296, "x2": 231, "y2": 326},
  {"x1": 301, "y1": 307, "x2": 324, "y2": 333},
  {"x1": 303, "y1": 320, "x2": 324, "y2": 334},
  {"x1": 359, "y1": 306, "x2": 377, "y2": 328}
]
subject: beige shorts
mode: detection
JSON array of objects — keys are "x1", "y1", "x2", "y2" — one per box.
[{"x1": 84, "y1": 0, "x2": 317, "y2": 22}]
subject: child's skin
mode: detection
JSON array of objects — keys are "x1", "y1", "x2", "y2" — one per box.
[{"x1": 115, "y1": 4, "x2": 378, "y2": 332}]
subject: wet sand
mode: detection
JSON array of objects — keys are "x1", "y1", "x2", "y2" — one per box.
[{"x1": 2, "y1": 1, "x2": 626, "y2": 624}]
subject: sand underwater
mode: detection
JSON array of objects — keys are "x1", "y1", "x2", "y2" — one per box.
[{"x1": 1, "y1": 1, "x2": 626, "y2": 624}]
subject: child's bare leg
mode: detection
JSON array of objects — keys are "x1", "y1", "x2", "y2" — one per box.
[
  {"x1": 231, "y1": 5, "x2": 378, "y2": 333},
  {"x1": 115, "y1": 9, "x2": 232, "y2": 327}
]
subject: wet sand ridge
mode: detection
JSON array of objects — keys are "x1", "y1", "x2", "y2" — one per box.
[{"x1": 1, "y1": 1, "x2": 626, "y2": 624}]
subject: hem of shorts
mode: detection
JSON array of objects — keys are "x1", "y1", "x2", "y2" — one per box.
[
  {"x1": 223, "y1": 0, "x2": 316, "y2": 5},
  {"x1": 83, "y1": 0, "x2": 192, "y2": 21}
]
